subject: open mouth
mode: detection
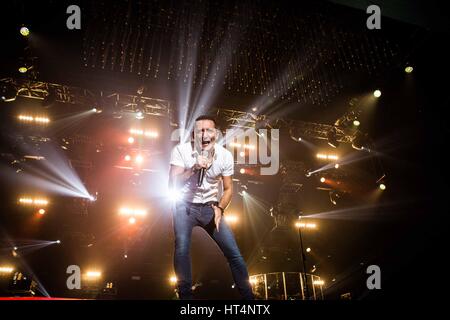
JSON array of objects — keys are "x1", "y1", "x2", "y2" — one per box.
[{"x1": 201, "y1": 140, "x2": 211, "y2": 148}]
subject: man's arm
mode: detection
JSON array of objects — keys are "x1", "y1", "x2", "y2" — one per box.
[
  {"x1": 213, "y1": 175, "x2": 233, "y2": 232},
  {"x1": 218, "y1": 175, "x2": 233, "y2": 211}
]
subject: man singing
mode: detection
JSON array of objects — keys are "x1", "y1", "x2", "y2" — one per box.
[{"x1": 169, "y1": 115, "x2": 254, "y2": 300}]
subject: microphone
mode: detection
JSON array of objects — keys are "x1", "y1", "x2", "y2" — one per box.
[{"x1": 197, "y1": 149, "x2": 208, "y2": 187}]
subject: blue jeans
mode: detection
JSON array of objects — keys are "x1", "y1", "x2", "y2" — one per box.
[{"x1": 173, "y1": 201, "x2": 254, "y2": 300}]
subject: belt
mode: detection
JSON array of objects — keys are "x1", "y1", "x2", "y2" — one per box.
[{"x1": 185, "y1": 201, "x2": 218, "y2": 207}]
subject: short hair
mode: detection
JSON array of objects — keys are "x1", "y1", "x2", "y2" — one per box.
[{"x1": 195, "y1": 115, "x2": 217, "y2": 127}]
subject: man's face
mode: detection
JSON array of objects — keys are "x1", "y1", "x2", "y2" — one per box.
[{"x1": 194, "y1": 119, "x2": 216, "y2": 151}]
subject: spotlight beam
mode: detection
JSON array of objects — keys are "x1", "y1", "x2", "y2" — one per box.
[
  {"x1": 8, "y1": 141, "x2": 91, "y2": 199},
  {"x1": 303, "y1": 200, "x2": 416, "y2": 221}
]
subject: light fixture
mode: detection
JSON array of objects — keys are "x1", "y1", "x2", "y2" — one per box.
[
  {"x1": 20, "y1": 26, "x2": 30, "y2": 37},
  {"x1": 352, "y1": 132, "x2": 369, "y2": 151},
  {"x1": 135, "y1": 109, "x2": 144, "y2": 119},
  {"x1": 1, "y1": 83, "x2": 18, "y2": 102},
  {"x1": 169, "y1": 275, "x2": 177, "y2": 284},
  {"x1": 329, "y1": 190, "x2": 341, "y2": 205},
  {"x1": 373, "y1": 90, "x2": 381, "y2": 98},
  {"x1": 405, "y1": 66, "x2": 413, "y2": 74}
]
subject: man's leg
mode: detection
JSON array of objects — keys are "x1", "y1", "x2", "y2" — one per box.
[
  {"x1": 203, "y1": 207, "x2": 254, "y2": 300},
  {"x1": 173, "y1": 202, "x2": 195, "y2": 299}
]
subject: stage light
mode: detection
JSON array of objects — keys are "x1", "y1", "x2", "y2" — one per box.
[
  {"x1": 19, "y1": 198, "x2": 33, "y2": 204},
  {"x1": 18, "y1": 66, "x2": 28, "y2": 73},
  {"x1": 252, "y1": 106, "x2": 258, "y2": 112},
  {"x1": 249, "y1": 278, "x2": 257, "y2": 285},
  {"x1": 224, "y1": 214, "x2": 238, "y2": 224},
  {"x1": 35, "y1": 117, "x2": 50, "y2": 124},
  {"x1": 38, "y1": 209, "x2": 45, "y2": 215},
  {"x1": 124, "y1": 254, "x2": 128, "y2": 259},
  {"x1": 86, "y1": 271, "x2": 101, "y2": 279},
  {"x1": 34, "y1": 199, "x2": 49, "y2": 206},
  {"x1": 20, "y1": 26, "x2": 30, "y2": 37},
  {"x1": 19, "y1": 197, "x2": 49, "y2": 206},
  {"x1": 320, "y1": 177, "x2": 325, "y2": 183},
  {"x1": 169, "y1": 275, "x2": 177, "y2": 284},
  {"x1": 119, "y1": 207, "x2": 147, "y2": 217},
  {"x1": 133, "y1": 209, "x2": 146, "y2": 216},
  {"x1": 239, "y1": 151, "x2": 245, "y2": 157},
  {"x1": 313, "y1": 280, "x2": 324, "y2": 286},
  {"x1": 124, "y1": 154, "x2": 131, "y2": 161},
  {"x1": 128, "y1": 217, "x2": 136, "y2": 224},
  {"x1": 56, "y1": 240, "x2": 61, "y2": 244},
  {"x1": 18, "y1": 115, "x2": 50, "y2": 124},
  {"x1": 405, "y1": 66, "x2": 413, "y2": 73},
  {"x1": 229, "y1": 142, "x2": 242, "y2": 148},
  {"x1": 379, "y1": 183, "x2": 386, "y2": 190},
  {"x1": 128, "y1": 137, "x2": 135, "y2": 144},
  {"x1": 1, "y1": 83, "x2": 18, "y2": 102},
  {"x1": 306, "y1": 247, "x2": 311, "y2": 253},
  {"x1": 136, "y1": 111, "x2": 144, "y2": 119},
  {"x1": 244, "y1": 144, "x2": 255, "y2": 150},
  {"x1": 295, "y1": 222, "x2": 317, "y2": 229},
  {"x1": 18, "y1": 115, "x2": 34, "y2": 122},
  {"x1": 0, "y1": 266, "x2": 14, "y2": 274},
  {"x1": 13, "y1": 247, "x2": 18, "y2": 251},
  {"x1": 135, "y1": 155, "x2": 144, "y2": 164},
  {"x1": 317, "y1": 153, "x2": 340, "y2": 161},
  {"x1": 373, "y1": 90, "x2": 381, "y2": 98},
  {"x1": 329, "y1": 190, "x2": 341, "y2": 205},
  {"x1": 144, "y1": 131, "x2": 158, "y2": 138},
  {"x1": 239, "y1": 168, "x2": 246, "y2": 174},
  {"x1": 130, "y1": 128, "x2": 144, "y2": 135},
  {"x1": 353, "y1": 120, "x2": 360, "y2": 126},
  {"x1": 334, "y1": 163, "x2": 339, "y2": 169}
]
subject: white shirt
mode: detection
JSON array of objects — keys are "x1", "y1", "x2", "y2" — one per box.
[{"x1": 170, "y1": 142, "x2": 234, "y2": 203}]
